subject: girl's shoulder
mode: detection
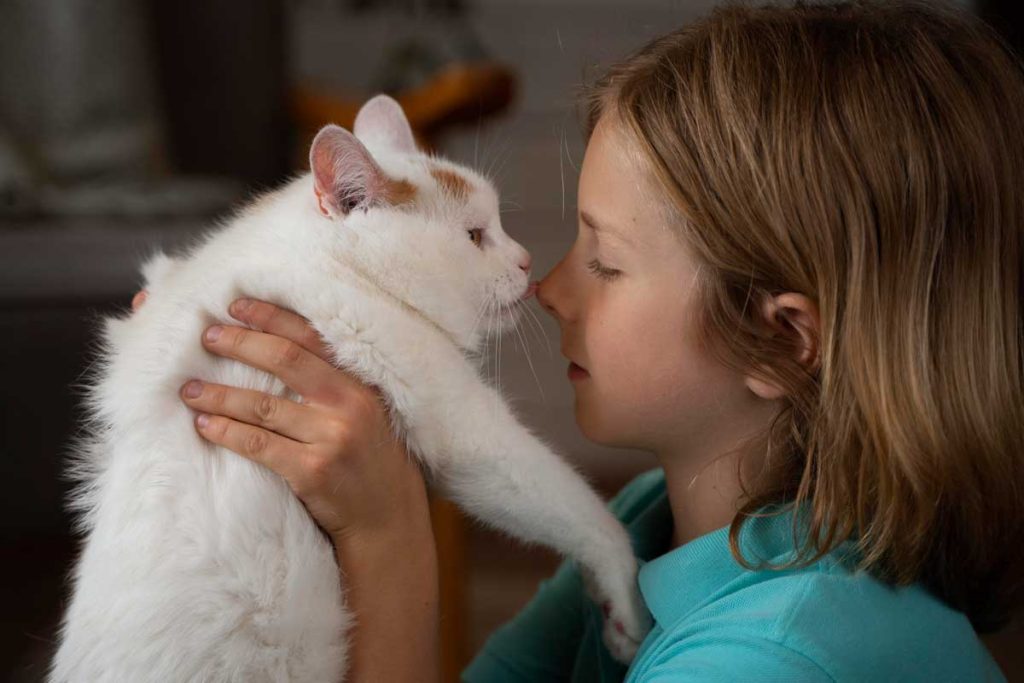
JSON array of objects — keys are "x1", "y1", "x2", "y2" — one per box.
[{"x1": 628, "y1": 507, "x2": 1007, "y2": 683}]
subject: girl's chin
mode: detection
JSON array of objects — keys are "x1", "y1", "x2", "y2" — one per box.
[{"x1": 573, "y1": 399, "x2": 610, "y2": 444}]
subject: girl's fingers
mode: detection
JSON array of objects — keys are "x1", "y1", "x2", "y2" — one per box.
[
  {"x1": 201, "y1": 324, "x2": 364, "y2": 407},
  {"x1": 193, "y1": 412, "x2": 311, "y2": 487},
  {"x1": 180, "y1": 380, "x2": 341, "y2": 445},
  {"x1": 228, "y1": 298, "x2": 333, "y2": 363}
]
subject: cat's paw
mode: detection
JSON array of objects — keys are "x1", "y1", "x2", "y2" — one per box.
[
  {"x1": 581, "y1": 564, "x2": 652, "y2": 664},
  {"x1": 599, "y1": 596, "x2": 650, "y2": 663}
]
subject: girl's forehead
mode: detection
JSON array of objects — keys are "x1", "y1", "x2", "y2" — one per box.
[
  {"x1": 585, "y1": 115, "x2": 665, "y2": 199},
  {"x1": 580, "y1": 117, "x2": 674, "y2": 250},
  {"x1": 589, "y1": 113, "x2": 650, "y2": 172}
]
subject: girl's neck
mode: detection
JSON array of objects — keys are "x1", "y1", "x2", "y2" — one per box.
[{"x1": 659, "y1": 445, "x2": 760, "y2": 550}]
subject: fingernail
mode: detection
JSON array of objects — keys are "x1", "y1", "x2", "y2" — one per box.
[
  {"x1": 205, "y1": 326, "x2": 222, "y2": 342},
  {"x1": 231, "y1": 298, "x2": 253, "y2": 317},
  {"x1": 196, "y1": 414, "x2": 209, "y2": 428},
  {"x1": 182, "y1": 380, "x2": 203, "y2": 398}
]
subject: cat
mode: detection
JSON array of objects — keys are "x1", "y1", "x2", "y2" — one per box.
[{"x1": 49, "y1": 94, "x2": 650, "y2": 682}]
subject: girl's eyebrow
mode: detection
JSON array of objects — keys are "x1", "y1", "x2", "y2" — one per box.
[{"x1": 580, "y1": 210, "x2": 634, "y2": 246}]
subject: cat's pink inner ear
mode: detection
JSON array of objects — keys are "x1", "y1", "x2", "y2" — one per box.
[
  {"x1": 309, "y1": 124, "x2": 418, "y2": 218},
  {"x1": 353, "y1": 94, "x2": 416, "y2": 154},
  {"x1": 309, "y1": 124, "x2": 381, "y2": 217}
]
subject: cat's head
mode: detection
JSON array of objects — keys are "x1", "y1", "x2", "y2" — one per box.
[{"x1": 307, "y1": 94, "x2": 534, "y2": 354}]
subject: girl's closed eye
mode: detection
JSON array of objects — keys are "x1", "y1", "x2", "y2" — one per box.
[{"x1": 587, "y1": 258, "x2": 621, "y2": 281}]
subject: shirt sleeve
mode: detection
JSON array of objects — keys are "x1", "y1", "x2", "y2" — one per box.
[
  {"x1": 634, "y1": 635, "x2": 835, "y2": 683},
  {"x1": 460, "y1": 558, "x2": 587, "y2": 682}
]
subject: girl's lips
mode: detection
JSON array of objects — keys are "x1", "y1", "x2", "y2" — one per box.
[
  {"x1": 520, "y1": 282, "x2": 538, "y2": 300},
  {"x1": 568, "y1": 362, "x2": 589, "y2": 380}
]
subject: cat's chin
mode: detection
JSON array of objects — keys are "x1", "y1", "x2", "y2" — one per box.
[
  {"x1": 465, "y1": 303, "x2": 526, "y2": 351},
  {"x1": 494, "y1": 301, "x2": 528, "y2": 335}
]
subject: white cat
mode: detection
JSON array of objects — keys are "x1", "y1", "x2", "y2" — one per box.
[{"x1": 49, "y1": 95, "x2": 650, "y2": 682}]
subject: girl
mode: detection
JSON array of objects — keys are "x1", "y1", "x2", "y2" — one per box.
[{"x1": 137, "y1": 0, "x2": 1022, "y2": 679}]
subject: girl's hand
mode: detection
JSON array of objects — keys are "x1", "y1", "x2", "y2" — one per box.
[{"x1": 132, "y1": 289, "x2": 431, "y2": 547}]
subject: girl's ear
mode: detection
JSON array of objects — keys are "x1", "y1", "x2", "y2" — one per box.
[
  {"x1": 309, "y1": 124, "x2": 392, "y2": 218},
  {"x1": 353, "y1": 94, "x2": 416, "y2": 154},
  {"x1": 744, "y1": 293, "x2": 821, "y2": 400}
]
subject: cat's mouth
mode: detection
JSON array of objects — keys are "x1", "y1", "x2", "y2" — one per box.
[
  {"x1": 476, "y1": 281, "x2": 535, "y2": 342},
  {"x1": 487, "y1": 283, "x2": 535, "y2": 336}
]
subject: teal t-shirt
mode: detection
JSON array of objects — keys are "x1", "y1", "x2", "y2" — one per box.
[{"x1": 462, "y1": 468, "x2": 1005, "y2": 682}]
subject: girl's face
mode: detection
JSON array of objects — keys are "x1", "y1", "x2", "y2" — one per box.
[{"x1": 536, "y1": 114, "x2": 764, "y2": 455}]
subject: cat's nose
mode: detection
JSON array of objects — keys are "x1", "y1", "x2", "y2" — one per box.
[{"x1": 518, "y1": 256, "x2": 532, "y2": 274}]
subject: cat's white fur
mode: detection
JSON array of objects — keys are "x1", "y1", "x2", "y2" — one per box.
[{"x1": 49, "y1": 95, "x2": 650, "y2": 682}]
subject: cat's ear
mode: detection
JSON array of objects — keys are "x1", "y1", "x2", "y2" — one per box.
[
  {"x1": 353, "y1": 94, "x2": 416, "y2": 154},
  {"x1": 309, "y1": 124, "x2": 401, "y2": 218}
]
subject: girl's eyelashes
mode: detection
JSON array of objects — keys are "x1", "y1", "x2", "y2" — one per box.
[
  {"x1": 587, "y1": 258, "x2": 621, "y2": 281},
  {"x1": 468, "y1": 228, "x2": 483, "y2": 248}
]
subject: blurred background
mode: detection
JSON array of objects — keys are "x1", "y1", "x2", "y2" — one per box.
[{"x1": 0, "y1": 0, "x2": 1018, "y2": 681}]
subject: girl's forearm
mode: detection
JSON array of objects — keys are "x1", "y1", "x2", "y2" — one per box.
[{"x1": 333, "y1": 516, "x2": 441, "y2": 683}]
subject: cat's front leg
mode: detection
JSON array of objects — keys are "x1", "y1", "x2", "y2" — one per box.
[
  {"x1": 309, "y1": 305, "x2": 652, "y2": 660},
  {"x1": 415, "y1": 381, "x2": 653, "y2": 662}
]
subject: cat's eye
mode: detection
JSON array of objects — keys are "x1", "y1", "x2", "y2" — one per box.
[
  {"x1": 468, "y1": 228, "x2": 483, "y2": 248},
  {"x1": 587, "y1": 258, "x2": 620, "y2": 281}
]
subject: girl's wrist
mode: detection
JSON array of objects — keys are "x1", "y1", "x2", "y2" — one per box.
[
  {"x1": 330, "y1": 468, "x2": 436, "y2": 567},
  {"x1": 332, "y1": 514, "x2": 440, "y2": 682},
  {"x1": 333, "y1": 517, "x2": 438, "y2": 578}
]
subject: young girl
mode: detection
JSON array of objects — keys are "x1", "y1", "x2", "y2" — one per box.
[{"x1": 137, "y1": 0, "x2": 1023, "y2": 679}]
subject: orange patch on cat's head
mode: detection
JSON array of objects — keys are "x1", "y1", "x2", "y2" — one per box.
[
  {"x1": 429, "y1": 166, "x2": 471, "y2": 202},
  {"x1": 384, "y1": 177, "x2": 418, "y2": 207},
  {"x1": 313, "y1": 176, "x2": 417, "y2": 217}
]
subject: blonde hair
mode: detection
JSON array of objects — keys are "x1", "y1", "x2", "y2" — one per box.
[{"x1": 582, "y1": 0, "x2": 1024, "y2": 633}]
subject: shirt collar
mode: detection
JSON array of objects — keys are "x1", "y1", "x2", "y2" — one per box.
[{"x1": 635, "y1": 493, "x2": 852, "y2": 629}]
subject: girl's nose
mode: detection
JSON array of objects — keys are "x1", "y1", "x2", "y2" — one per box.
[{"x1": 535, "y1": 273, "x2": 562, "y2": 320}]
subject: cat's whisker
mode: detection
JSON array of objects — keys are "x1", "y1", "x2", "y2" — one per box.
[
  {"x1": 508, "y1": 305, "x2": 520, "y2": 354},
  {"x1": 489, "y1": 298, "x2": 499, "y2": 388},
  {"x1": 485, "y1": 133, "x2": 514, "y2": 186},
  {"x1": 483, "y1": 129, "x2": 507, "y2": 184},
  {"x1": 467, "y1": 295, "x2": 492, "y2": 357},
  {"x1": 515, "y1": 295, "x2": 543, "y2": 340},
  {"x1": 490, "y1": 298, "x2": 502, "y2": 419},
  {"x1": 496, "y1": 298, "x2": 503, "y2": 399},
  {"x1": 480, "y1": 130, "x2": 499, "y2": 183},
  {"x1": 510, "y1": 300, "x2": 546, "y2": 403},
  {"x1": 515, "y1": 296, "x2": 545, "y2": 349},
  {"x1": 491, "y1": 145, "x2": 514, "y2": 188},
  {"x1": 477, "y1": 127, "x2": 492, "y2": 177},
  {"x1": 513, "y1": 300, "x2": 539, "y2": 351},
  {"x1": 482, "y1": 296, "x2": 495, "y2": 383},
  {"x1": 490, "y1": 131, "x2": 512, "y2": 175},
  {"x1": 521, "y1": 299, "x2": 553, "y2": 357}
]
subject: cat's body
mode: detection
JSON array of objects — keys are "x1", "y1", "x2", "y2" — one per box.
[{"x1": 49, "y1": 96, "x2": 649, "y2": 682}]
